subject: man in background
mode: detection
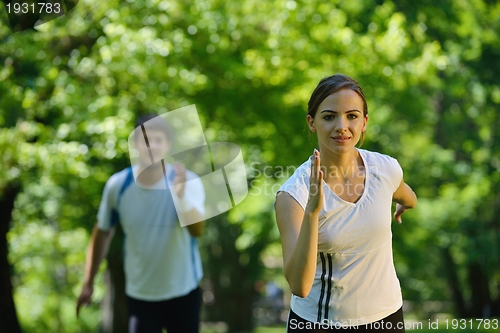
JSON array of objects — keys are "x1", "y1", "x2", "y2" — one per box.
[{"x1": 77, "y1": 114, "x2": 205, "y2": 333}]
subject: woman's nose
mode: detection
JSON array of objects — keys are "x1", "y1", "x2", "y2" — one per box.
[{"x1": 334, "y1": 117, "x2": 347, "y2": 132}]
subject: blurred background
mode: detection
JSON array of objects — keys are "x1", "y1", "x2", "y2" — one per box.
[{"x1": 1, "y1": 0, "x2": 499, "y2": 332}]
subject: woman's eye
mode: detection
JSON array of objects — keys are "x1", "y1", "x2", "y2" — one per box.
[
  {"x1": 324, "y1": 115, "x2": 334, "y2": 120},
  {"x1": 348, "y1": 114, "x2": 358, "y2": 119}
]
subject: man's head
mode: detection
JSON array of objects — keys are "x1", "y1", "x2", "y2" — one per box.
[{"x1": 134, "y1": 114, "x2": 172, "y2": 165}]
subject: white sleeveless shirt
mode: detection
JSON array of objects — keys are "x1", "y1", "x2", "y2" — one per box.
[{"x1": 278, "y1": 149, "x2": 404, "y2": 324}]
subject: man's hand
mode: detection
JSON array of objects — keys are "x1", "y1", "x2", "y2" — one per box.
[
  {"x1": 76, "y1": 283, "x2": 93, "y2": 317},
  {"x1": 172, "y1": 163, "x2": 186, "y2": 198},
  {"x1": 171, "y1": 163, "x2": 205, "y2": 235}
]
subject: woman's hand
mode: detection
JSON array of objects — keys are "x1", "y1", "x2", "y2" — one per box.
[
  {"x1": 394, "y1": 203, "x2": 409, "y2": 224},
  {"x1": 392, "y1": 178, "x2": 417, "y2": 223},
  {"x1": 306, "y1": 149, "x2": 324, "y2": 215}
]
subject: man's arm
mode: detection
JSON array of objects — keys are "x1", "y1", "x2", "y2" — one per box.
[
  {"x1": 186, "y1": 215, "x2": 205, "y2": 237},
  {"x1": 178, "y1": 203, "x2": 205, "y2": 237},
  {"x1": 76, "y1": 224, "x2": 115, "y2": 317},
  {"x1": 172, "y1": 163, "x2": 205, "y2": 237}
]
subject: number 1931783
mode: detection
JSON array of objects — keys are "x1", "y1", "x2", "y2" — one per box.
[
  {"x1": 6, "y1": 2, "x2": 62, "y2": 14},
  {"x1": 444, "y1": 318, "x2": 499, "y2": 330}
]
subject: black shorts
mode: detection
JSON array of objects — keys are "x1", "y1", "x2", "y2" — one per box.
[
  {"x1": 287, "y1": 307, "x2": 405, "y2": 333},
  {"x1": 127, "y1": 287, "x2": 201, "y2": 333}
]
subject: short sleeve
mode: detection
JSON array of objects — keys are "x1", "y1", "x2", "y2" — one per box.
[
  {"x1": 276, "y1": 160, "x2": 311, "y2": 210},
  {"x1": 96, "y1": 174, "x2": 121, "y2": 230},
  {"x1": 389, "y1": 157, "x2": 404, "y2": 193}
]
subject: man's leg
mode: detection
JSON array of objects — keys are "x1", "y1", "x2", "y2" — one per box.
[
  {"x1": 127, "y1": 296, "x2": 164, "y2": 333},
  {"x1": 163, "y1": 287, "x2": 202, "y2": 333}
]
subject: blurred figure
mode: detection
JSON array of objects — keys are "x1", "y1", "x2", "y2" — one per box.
[{"x1": 77, "y1": 114, "x2": 205, "y2": 333}]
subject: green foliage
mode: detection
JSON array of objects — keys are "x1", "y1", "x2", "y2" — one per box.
[{"x1": 8, "y1": 223, "x2": 106, "y2": 332}]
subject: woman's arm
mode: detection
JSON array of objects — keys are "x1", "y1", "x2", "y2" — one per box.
[
  {"x1": 392, "y1": 178, "x2": 417, "y2": 223},
  {"x1": 276, "y1": 193, "x2": 319, "y2": 298},
  {"x1": 275, "y1": 150, "x2": 323, "y2": 298}
]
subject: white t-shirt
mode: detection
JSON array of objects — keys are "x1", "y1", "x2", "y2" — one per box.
[
  {"x1": 277, "y1": 149, "x2": 404, "y2": 324},
  {"x1": 97, "y1": 164, "x2": 204, "y2": 301}
]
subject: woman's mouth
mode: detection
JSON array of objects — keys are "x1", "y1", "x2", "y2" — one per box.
[{"x1": 331, "y1": 136, "x2": 351, "y2": 143}]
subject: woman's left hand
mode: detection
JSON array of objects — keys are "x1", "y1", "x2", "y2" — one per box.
[{"x1": 394, "y1": 203, "x2": 408, "y2": 224}]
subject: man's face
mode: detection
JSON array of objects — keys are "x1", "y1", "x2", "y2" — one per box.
[{"x1": 135, "y1": 129, "x2": 171, "y2": 166}]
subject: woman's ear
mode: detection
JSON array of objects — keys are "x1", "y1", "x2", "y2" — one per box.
[
  {"x1": 306, "y1": 115, "x2": 316, "y2": 132},
  {"x1": 362, "y1": 115, "x2": 369, "y2": 132}
]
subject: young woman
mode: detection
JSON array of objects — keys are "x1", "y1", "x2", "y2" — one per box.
[{"x1": 275, "y1": 74, "x2": 417, "y2": 332}]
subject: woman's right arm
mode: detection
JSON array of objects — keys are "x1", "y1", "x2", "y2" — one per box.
[{"x1": 275, "y1": 150, "x2": 323, "y2": 298}]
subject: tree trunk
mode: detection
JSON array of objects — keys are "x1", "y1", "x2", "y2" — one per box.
[
  {"x1": 203, "y1": 215, "x2": 256, "y2": 333},
  {"x1": 208, "y1": 262, "x2": 257, "y2": 333},
  {"x1": 442, "y1": 247, "x2": 467, "y2": 318},
  {"x1": 203, "y1": 212, "x2": 274, "y2": 333},
  {"x1": 225, "y1": 285, "x2": 257, "y2": 333},
  {"x1": 101, "y1": 226, "x2": 128, "y2": 333},
  {"x1": 492, "y1": 283, "x2": 500, "y2": 316},
  {"x1": 467, "y1": 262, "x2": 492, "y2": 317},
  {"x1": 0, "y1": 184, "x2": 22, "y2": 333}
]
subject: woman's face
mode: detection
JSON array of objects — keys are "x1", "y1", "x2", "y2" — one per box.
[{"x1": 307, "y1": 88, "x2": 368, "y2": 155}]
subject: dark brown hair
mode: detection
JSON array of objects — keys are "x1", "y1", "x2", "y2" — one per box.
[{"x1": 307, "y1": 74, "x2": 368, "y2": 146}]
